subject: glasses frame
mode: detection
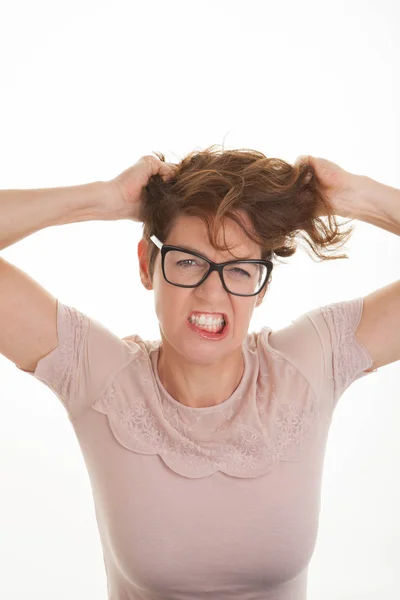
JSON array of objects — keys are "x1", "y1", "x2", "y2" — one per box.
[{"x1": 150, "y1": 235, "x2": 273, "y2": 297}]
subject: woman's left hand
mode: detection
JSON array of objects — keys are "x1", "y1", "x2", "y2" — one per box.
[{"x1": 294, "y1": 155, "x2": 360, "y2": 217}]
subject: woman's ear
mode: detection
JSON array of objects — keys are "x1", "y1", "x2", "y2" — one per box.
[
  {"x1": 138, "y1": 238, "x2": 153, "y2": 290},
  {"x1": 256, "y1": 285, "x2": 269, "y2": 306}
]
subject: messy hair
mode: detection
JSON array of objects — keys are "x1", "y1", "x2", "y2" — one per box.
[{"x1": 141, "y1": 144, "x2": 354, "y2": 283}]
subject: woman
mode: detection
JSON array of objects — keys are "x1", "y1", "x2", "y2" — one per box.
[{"x1": 0, "y1": 146, "x2": 399, "y2": 599}]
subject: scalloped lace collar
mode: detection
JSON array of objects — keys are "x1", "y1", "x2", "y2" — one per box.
[{"x1": 92, "y1": 332, "x2": 319, "y2": 479}]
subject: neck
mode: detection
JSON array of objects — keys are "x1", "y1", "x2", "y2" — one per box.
[{"x1": 157, "y1": 343, "x2": 244, "y2": 409}]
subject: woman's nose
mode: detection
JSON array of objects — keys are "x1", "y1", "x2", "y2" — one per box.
[{"x1": 198, "y1": 269, "x2": 225, "y2": 293}]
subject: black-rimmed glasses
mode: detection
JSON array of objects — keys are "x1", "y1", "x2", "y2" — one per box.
[{"x1": 150, "y1": 235, "x2": 273, "y2": 297}]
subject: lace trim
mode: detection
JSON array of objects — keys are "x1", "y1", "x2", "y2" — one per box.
[
  {"x1": 319, "y1": 298, "x2": 375, "y2": 402},
  {"x1": 91, "y1": 334, "x2": 322, "y2": 479}
]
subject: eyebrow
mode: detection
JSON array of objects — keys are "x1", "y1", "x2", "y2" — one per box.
[{"x1": 175, "y1": 243, "x2": 255, "y2": 261}]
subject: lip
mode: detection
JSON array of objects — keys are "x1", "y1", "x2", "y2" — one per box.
[{"x1": 187, "y1": 317, "x2": 230, "y2": 341}]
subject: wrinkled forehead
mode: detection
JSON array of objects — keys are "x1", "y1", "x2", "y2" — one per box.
[{"x1": 165, "y1": 213, "x2": 260, "y2": 261}]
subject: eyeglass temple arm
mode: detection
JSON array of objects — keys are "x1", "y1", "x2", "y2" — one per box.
[{"x1": 150, "y1": 235, "x2": 163, "y2": 249}]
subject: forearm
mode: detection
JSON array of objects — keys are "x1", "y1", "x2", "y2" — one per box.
[
  {"x1": 343, "y1": 174, "x2": 400, "y2": 236},
  {"x1": 0, "y1": 181, "x2": 111, "y2": 252}
]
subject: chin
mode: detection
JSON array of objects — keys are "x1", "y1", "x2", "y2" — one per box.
[{"x1": 160, "y1": 328, "x2": 229, "y2": 364}]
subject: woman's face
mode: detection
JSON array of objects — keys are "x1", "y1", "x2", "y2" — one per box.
[{"x1": 138, "y1": 213, "x2": 267, "y2": 365}]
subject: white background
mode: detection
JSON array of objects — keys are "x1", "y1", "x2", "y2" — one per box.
[{"x1": 0, "y1": 0, "x2": 399, "y2": 598}]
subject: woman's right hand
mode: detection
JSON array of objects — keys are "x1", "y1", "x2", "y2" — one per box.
[{"x1": 106, "y1": 155, "x2": 178, "y2": 222}]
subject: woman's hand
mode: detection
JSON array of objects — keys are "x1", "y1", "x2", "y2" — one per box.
[
  {"x1": 294, "y1": 155, "x2": 360, "y2": 218},
  {"x1": 106, "y1": 155, "x2": 178, "y2": 222}
]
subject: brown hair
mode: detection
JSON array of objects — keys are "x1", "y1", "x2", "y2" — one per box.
[{"x1": 141, "y1": 144, "x2": 354, "y2": 284}]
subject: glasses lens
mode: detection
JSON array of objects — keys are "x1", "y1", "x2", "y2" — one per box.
[
  {"x1": 164, "y1": 250, "x2": 268, "y2": 295},
  {"x1": 222, "y1": 262, "x2": 268, "y2": 295}
]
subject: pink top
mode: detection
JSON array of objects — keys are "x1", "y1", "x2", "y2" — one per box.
[{"x1": 18, "y1": 297, "x2": 377, "y2": 599}]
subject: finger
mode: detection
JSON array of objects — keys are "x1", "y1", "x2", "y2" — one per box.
[
  {"x1": 160, "y1": 163, "x2": 178, "y2": 180},
  {"x1": 294, "y1": 155, "x2": 311, "y2": 167},
  {"x1": 160, "y1": 162, "x2": 177, "y2": 173}
]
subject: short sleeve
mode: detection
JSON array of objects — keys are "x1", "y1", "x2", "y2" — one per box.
[
  {"x1": 16, "y1": 299, "x2": 135, "y2": 421},
  {"x1": 265, "y1": 297, "x2": 377, "y2": 410},
  {"x1": 304, "y1": 296, "x2": 377, "y2": 407}
]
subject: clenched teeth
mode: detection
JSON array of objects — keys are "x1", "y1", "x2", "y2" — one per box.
[{"x1": 189, "y1": 314, "x2": 225, "y2": 327}]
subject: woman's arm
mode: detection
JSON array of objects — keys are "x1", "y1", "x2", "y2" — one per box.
[
  {"x1": 337, "y1": 173, "x2": 400, "y2": 370},
  {"x1": 0, "y1": 181, "x2": 112, "y2": 252},
  {"x1": 336, "y1": 174, "x2": 400, "y2": 236}
]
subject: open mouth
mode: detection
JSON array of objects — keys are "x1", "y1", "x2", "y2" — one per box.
[{"x1": 187, "y1": 315, "x2": 229, "y2": 339}]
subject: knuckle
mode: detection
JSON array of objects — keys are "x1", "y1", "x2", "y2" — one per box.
[{"x1": 142, "y1": 154, "x2": 158, "y2": 165}]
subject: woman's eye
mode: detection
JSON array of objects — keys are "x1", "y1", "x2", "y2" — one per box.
[{"x1": 177, "y1": 260, "x2": 196, "y2": 267}]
